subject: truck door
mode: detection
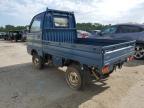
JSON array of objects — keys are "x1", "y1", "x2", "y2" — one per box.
[{"x1": 28, "y1": 13, "x2": 44, "y2": 46}]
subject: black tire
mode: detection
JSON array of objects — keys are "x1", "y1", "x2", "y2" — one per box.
[
  {"x1": 32, "y1": 54, "x2": 44, "y2": 69},
  {"x1": 134, "y1": 45, "x2": 144, "y2": 60},
  {"x1": 66, "y1": 65, "x2": 84, "y2": 90},
  {"x1": 15, "y1": 38, "x2": 18, "y2": 42},
  {"x1": 14, "y1": 36, "x2": 17, "y2": 42}
]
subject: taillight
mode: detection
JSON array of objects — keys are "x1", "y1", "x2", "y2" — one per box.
[
  {"x1": 81, "y1": 34, "x2": 85, "y2": 38},
  {"x1": 102, "y1": 65, "x2": 110, "y2": 74},
  {"x1": 127, "y1": 56, "x2": 134, "y2": 61},
  {"x1": 81, "y1": 33, "x2": 88, "y2": 38}
]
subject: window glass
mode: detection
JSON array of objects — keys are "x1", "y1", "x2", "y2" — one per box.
[
  {"x1": 54, "y1": 17, "x2": 68, "y2": 27},
  {"x1": 101, "y1": 26, "x2": 117, "y2": 35},
  {"x1": 119, "y1": 26, "x2": 142, "y2": 33},
  {"x1": 31, "y1": 19, "x2": 41, "y2": 32}
]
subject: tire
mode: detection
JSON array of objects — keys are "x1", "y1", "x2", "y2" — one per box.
[
  {"x1": 32, "y1": 54, "x2": 44, "y2": 69},
  {"x1": 15, "y1": 38, "x2": 18, "y2": 42},
  {"x1": 66, "y1": 65, "x2": 84, "y2": 90},
  {"x1": 134, "y1": 45, "x2": 144, "y2": 60},
  {"x1": 21, "y1": 38, "x2": 25, "y2": 42},
  {"x1": 14, "y1": 36, "x2": 17, "y2": 42}
]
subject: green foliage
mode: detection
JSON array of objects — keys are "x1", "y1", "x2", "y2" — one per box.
[
  {"x1": 0, "y1": 27, "x2": 5, "y2": 32},
  {"x1": 0, "y1": 25, "x2": 26, "y2": 32},
  {"x1": 0, "y1": 23, "x2": 111, "y2": 32},
  {"x1": 76, "y1": 23, "x2": 111, "y2": 31}
]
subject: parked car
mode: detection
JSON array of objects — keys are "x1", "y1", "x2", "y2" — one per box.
[
  {"x1": 95, "y1": 24, "x2": 144, "y2": 59},
  {"x1": 3, "y1": 30, "x2": 27, "y2": 42},
  {"x1": 77, "y1": 30, "x2": 91, "y2": 38},
  {"x1": 21, "y1": 30, "x2": 27, "y2": 41},
  {"x1": 0, "y1": 32, "x2": 6, "y2": 39},
  {"x1": 9, "y1": 31, "x2": 23, "y2": 42},
  {"x1": 0, "y1": 32, "x2": 3, "y2": 39},
  {"x1": 3, "y1": 32, "x2": 9, "y2": 40},
  {"x1": 89, "y1": 30, "x2": 101, "y2": 38},
  {"x1": 27, "y1": 9, "x2": 135, "y2": 90}
]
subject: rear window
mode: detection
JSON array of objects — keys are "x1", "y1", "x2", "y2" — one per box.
[
  {"x1": 54, "y1": 17, "x2": 68, "y2": 27},
  {"x1": 119, "y1": 26, "x2": 143, "y2": 33}
]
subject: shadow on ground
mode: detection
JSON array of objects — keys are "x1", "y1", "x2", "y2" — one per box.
[
  {"x1": 0, "y1": 63, "x2": 109, "y2": 108},
  {"x1": 124, "y1": 59, "x2": 144, "y2": 67}
]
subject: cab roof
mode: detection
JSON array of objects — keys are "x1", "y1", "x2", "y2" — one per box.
[
  {"x1": 35, "y1": 8, "x2": 74, "y2": 17},
  {"x1": 115, "y1": 23, "x2": 144, "y2": 28}
]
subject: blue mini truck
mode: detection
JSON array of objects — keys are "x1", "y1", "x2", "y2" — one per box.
[{"x1": 27, "y1": 9, "x2": 135, "y2": 90}]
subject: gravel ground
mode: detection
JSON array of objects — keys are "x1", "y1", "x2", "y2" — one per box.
[{"x1": 0, "y1": 40, "x2": 144, "y2": 108}]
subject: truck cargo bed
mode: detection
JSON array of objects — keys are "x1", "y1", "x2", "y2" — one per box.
[{"x1": 41, "y1": 38, "x2": 135, "y2": 68}]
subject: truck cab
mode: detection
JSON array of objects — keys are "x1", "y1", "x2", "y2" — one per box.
[{"x1": 27, "y1": 9, "x2": 135, "y2": 90}]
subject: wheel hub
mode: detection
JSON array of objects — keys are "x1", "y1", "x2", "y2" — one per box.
[
  {"x1": 69, "y1": 72, "x2": 79, "y2": 85},
  {"x1": 134, "y1": 46, "x2": 144, "y2": 59},
  {"x1": 34, "y1": 58, "x2": 39, "y2": 65}
]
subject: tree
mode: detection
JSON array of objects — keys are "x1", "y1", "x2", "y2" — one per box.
[
  {"x1": 0, "y1": 25, "x2": 27, "y2": 32},
  {"x1": 76, "y1": 23, "x2": 107, "y2": 31},
  {"x1": 15, "y1": 26, "x2": 26, "y2": 31},
  {"x1": 0, "y1": 27, "x2": 5, "y2": 32},
  {"x1": 5, "y1": 25, "x2": 15, "y2": 31}
]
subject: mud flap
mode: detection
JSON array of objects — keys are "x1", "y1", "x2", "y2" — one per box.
[{"x1": 80, "y1": 65, "x2": 90, "y2": 90}]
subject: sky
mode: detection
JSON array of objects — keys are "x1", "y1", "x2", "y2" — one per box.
[{"x1": 0, "y1": 0, "x2": 144, "y2": 26}]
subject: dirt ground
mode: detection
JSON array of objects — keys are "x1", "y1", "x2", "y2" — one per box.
[{"x1": 0, "y1": 40, "x2": 144, "y2": 108}]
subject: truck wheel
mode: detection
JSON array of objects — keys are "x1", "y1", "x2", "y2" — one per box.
[
  {"x1": 134, "y1": 45, "x2": 144, "y2": 59},
  {"x1": 66, "y1": 65, "x2": 84, "y2": 90},
  {"x1": 32, "y1": 54, "x2": 44, "y2": 69}
]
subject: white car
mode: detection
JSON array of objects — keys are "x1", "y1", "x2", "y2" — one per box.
[{"x1": 77, "y1": 30, "x2": 91, "y2": 38}]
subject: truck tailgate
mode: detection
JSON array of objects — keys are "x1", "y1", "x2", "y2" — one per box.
[{"x1": 103, "y1": 41, "x2": 135, "y2": 66}]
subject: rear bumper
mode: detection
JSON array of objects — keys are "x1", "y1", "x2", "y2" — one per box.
[{"x1": 103, "y1": 46, "x2": 135, "y2": 66}]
